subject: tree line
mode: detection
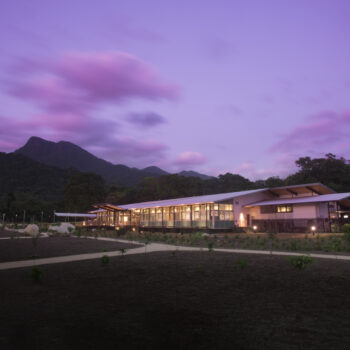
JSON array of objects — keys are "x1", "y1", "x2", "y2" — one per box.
[{"x1": 2, "y1": 153, "x2": 350, "y2": 219}]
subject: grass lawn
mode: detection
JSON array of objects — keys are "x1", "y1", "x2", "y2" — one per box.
[
  {"x1": 0, "y1": 236, "x2": 140, "y2": 262},
  {"x1": 1, "y1": 250, "x2": 350, "y2": 349}
]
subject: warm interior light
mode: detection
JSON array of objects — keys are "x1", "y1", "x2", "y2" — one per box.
[
  {"x1": 123, "y1": 216, "x2": 128, "y2": 222},
  {"x1": 239, "y1": 213, "x2": 244, "y2": 226}
]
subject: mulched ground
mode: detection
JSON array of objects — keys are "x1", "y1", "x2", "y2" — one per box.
[
  {"x1": 1, "y1": 251, "x2": 350, "y2": 349},
  {"x1": 0, "y1": 237, "x2": 141, "y2": 262},
  {"x1": 0, "y1": 229, "x2": 24, "y2": 238}
]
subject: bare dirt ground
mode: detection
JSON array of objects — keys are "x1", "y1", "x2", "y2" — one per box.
[
  {"x1": 0, "y1": 236, "x2": 140, "y2": 262},
  {"x1": 1, "y1": 250, "x2": 350, "y2": 349}
]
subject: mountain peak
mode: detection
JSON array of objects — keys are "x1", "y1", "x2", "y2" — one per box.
[
  {"x1": 142, "y1": 166, "x2": 169, "y2": 176},
  {"x1": 14, "y1": 136, "x2": 213, "y2": 185}
]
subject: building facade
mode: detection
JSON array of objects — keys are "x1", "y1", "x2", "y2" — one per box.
[{"x1": 87, "y1": 183, "x2": 350, "y2": 233}]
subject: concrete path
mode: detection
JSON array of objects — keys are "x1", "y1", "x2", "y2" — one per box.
[{"x1": 1, "y1": 236, "x2": 350, "y2": 271}]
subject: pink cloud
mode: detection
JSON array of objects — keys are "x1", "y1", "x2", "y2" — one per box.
[
  {"x1": 9, "y1": 51, "x2": 178, "y2": 112},
  {"x1": 174, "y1": 151, "x2": 206, "y2": 166},
  {"x1": 1, "y1": 51, "x2": 178, "y2": 166},
  {"x1": 125, "y1": 112, "x2": 166, "y2": 127},
  {"x1": 270, "y1": 110, "x2": 350, "y2": 155}
]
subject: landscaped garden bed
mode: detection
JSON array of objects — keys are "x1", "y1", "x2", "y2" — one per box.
[
  {"x1": 84, "y1": 229, "x2": 350, "y2": 254},
  {"x1": 1, "y1": 251, "x2": 350, "y2": 349},
  {"x1": 0, "y1": 236, "x2": 141, "y2": 262}
]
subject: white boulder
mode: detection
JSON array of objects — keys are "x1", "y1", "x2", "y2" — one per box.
[
  {"x1": 48, "y1": 222, "x2": 75, "y2": 235},
  {"x1": 24, "y1": 224, "x2": 39, "y2": 237}
]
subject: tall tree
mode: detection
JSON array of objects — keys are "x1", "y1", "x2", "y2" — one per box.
[
  {"x1": 285, "y1": 154, "x2": 350, "y2": 192},
  {"x1": 64, "y1": 173, "x2": 106, "y2": 212}
]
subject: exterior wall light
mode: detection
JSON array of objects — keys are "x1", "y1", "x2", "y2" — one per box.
[
  {"x1": 253, "y1": 225, "x2": 257, "y2": 231},
  {"x1": 344, "y1": 215, "x2": 349, "y2": 219},
  {"x1": 132, "y1": 227, "x2": 136, "y2": 232},
  {"x1": 116, "y1": 226, "x2": 120, "y2": 231}
]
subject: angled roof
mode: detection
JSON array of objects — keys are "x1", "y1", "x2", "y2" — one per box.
[
  {"x1": 93, "y1": 183, "x2": 338, "y2": 211},
  {"x1": 267, "y1": 182, "x2": 334, "y2": 196},
  {"x1": 246, "y1": 192, "x2": 350, "y2": 207},
  {"x1": 115, "y1": 189, "x2": 265, "y2": 210},
  {"x1": 55, "y1": 212, "x2": 97, "y2": 218}
]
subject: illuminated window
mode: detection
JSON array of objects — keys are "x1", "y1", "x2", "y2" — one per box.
[
  {"x1": 260, "y1": 205, "x2": 293, "y2": 214},
  {"x1": 277, "y1": 205, "x2": 293, "y2": 213}
]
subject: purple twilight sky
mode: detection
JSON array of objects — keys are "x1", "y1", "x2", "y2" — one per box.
[{"x1": 0, "y1": 0, "x2": 349, "y2": 179}]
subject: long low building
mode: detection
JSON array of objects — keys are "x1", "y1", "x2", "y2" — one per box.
[{"x1": 88, "y1": 183, "x2": 350, "y2": 232}]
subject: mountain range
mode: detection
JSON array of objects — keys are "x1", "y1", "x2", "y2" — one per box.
[{"x1": 14, "y1": 136, "x2": 212, "y2": 186}]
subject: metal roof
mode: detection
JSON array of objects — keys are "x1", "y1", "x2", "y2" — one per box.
[
  {"x1": 267, "y1": 182, "x2": 334, "y2": 195},
  {"x1": 88, "y1": 209, "x2": 106, "y2": 214},
  {"x1": 246, "y1": 193, "x2": 350, "y2": 207},
  {"x1": 55, "y1": 212, "x2": 97, "y2": 218},
  {"x1": 116, "y1": 189, "x2": 265, "y2": 210}
]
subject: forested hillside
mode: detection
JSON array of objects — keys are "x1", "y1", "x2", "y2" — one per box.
[{"x1": 1, "y1": 152, "x2": 350, "y2": 220}]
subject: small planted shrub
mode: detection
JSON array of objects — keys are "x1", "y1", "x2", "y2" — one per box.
[
  {"x1": 30, "y1": 266, "x2": 43, "y2": 283},
  {"x1": 101, "y1": 255, "x2": 110, "y2": 265},
  {"x1": 341, "y1": 224, "x2": 350, "y2": 234},
  {"x1": 119, "y1": 248, "x2": 127, "y2": 256},
  {"x1": 287, "y1": 255, "x2": 315, "y2": 270},
  {"x1": 207, "y1": 241, "x2": 214, "y2": 252},
  {"x1": 236, "y1": 258, "x2": 247, "y2": 270},
  {"x1": 342, "y1": 225, "x2": 350, "y2": 246},
  {"x1": 75, "y1": 227, "x2": 82, "y2": 237}
]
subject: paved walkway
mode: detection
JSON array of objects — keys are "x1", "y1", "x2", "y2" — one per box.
[{"x1": 1, "y1": 236, "x2": 350, "y2": 271}]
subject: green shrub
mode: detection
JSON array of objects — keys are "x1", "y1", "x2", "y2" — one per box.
[
  {"x1": 101, "y1": 255, "x2": 110, "y2": 265},
  {"x1": 342, "y1": 225, "x2": 350, "y2": 244},
  {"x1": 119, "y1": 248, "x2": 127, "y2": 256},
  {"x1": 30, "y1": 266, "x2": 43, "y2": 283},
  {"x1": 236, "y1": 258, "x2": 247, "y2": 270},
  {"x1": 287, "y1": 255, "x2": 315, "y2": 270},
  {"x1": 207, "y1": 241, "x2": 214, "y2": 252}
]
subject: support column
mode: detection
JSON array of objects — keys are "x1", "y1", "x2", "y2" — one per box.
[
  {"x1": 161, "y1": 207, "x2": 164, "y2": 229},
  {"x1": 211, "y1": 204, "x2": 215, "y2": 229},
  {"x1": 190, "y1": 205, "x2": 193, "y2": 228}
]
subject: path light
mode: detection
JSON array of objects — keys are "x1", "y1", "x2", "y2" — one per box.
[{"x1": 311, "y1": 226, "x2": 316, "y2": 235}]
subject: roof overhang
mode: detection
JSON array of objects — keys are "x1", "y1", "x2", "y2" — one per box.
[
  {"x1": 245, "y1": 192, "x2": 350, "y2": 208},
  {"x1": 266, "y1": 183, "x2": 334, "y2": 197},
  {"x1": 55, "y1": 212, "x2": 97, "y2": 218}
]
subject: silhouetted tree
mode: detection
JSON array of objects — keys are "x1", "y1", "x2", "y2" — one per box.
[{"x1": 64, "y1": 173, "x2": 106, "y2": 212}]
